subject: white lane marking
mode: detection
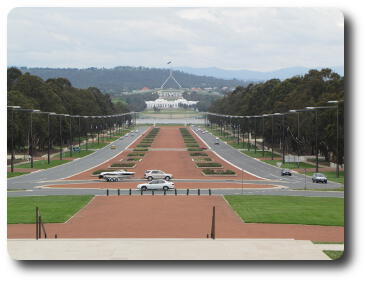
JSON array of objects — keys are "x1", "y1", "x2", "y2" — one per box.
[
  {"x1": 60, "y1": 127, "x2": 150, "y2": 180},
  {"x1": 191, "y1": 128, "x2": 267, "y2": 180}
]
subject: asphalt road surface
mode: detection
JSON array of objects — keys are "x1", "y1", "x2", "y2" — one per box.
[
  {"x1": 7, "y1": 127, "x2": 148, "y2": 191},
  {"x1": 191, "y1": 126, "x2": 344, "y2": 191},
  {"x1": 7, "y1": 125, "x2": 343, "y2": 198}
]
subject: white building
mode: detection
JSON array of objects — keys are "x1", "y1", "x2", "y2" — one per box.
[{"x1": 145, "y1": 70, "x2": 199, "y2": 109}]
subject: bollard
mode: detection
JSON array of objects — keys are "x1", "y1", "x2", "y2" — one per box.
[
  {"x1": 198, "y1": 189, "x2": 200, "y2": 196},
  {"x1": 140, "y1": 189, "x2": 143, "y2": 196},
  {"x1": 152, "y1": 190, "x2": 154, "y2": 196},
  {"x1": 186, "y1": 189, "x2": 189, "y2": 195},
  {"x1": 129, "y1": 188, "x2": 132, "y2": 196},
  {"x1": 55, "y1": 234, "x2": 58, "y2": 239},
  {"x1": 107, "y1": 189, "x2": 109, "y2": 196},
  {"x1": 118, "y1": 189, "x2": 120, "y2": 196},
  {"x1": 175, "y1": 189, "x2": 177, "y2": 196},
  {"x1": 209, "y1": 189, "x2": 212, "y2": 196},
  {"x1": 164, "y1": 189, "x2": 166, "y2": 195}
]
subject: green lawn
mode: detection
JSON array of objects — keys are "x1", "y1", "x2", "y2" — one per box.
[
  {"x1": 7, "y1": 172, "x2": 29, "y2": 178},
  {"x1": 7, "y1": 195, "x2": 94, "y2": 224},
  {"x1": 62, "y1": 150, "x2": 95, "y2": 158},
  {"x1": 323, "y1": 250, "x2": 344, "y2": 260},
  {"x1": 241, "y1": 150, "x2": 280, "y2": 158},
  {"x1": 85, "y1": 142, "x2": 108, "y2": 149},
  {"x1": 224, "y1": 195, "x2": 344, "y2": 226},
  {"x1": 263, "y1": 160, "x2": 316, "y2": 169},
  {"x1": 306, "y1": 171, "x2": 344, "y2": 184},
  {"x1": 15, "y1": 159, "x2": 70, "y2": 169}
]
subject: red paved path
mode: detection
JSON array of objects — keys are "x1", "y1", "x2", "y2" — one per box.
[
  {"x1": 65, "y1": 126, "x2": 260, "y2": 182},
  {"x1": 8, "y1": 196, "x2": 343, "y2": 242}
]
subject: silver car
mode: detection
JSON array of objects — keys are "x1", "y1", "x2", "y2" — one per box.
[
  {"x1": 144, "y1": 170, "x2": 173, "y2": 181},
  {"x1": 312, "y1": 173, "x2": 328, "y2": 183},
  {"x1": 137, "y1": 180, "x2": 175, "y2": 191}
]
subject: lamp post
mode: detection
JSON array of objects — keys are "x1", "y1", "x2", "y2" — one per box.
[
  {"x1": 289, "y1": 109, "x2": 306, "y2": 168},
  {"x1": 327, "y1": 100, "x2": 343, "y2": 178},
  {"x1": 272, "y1": 113, "x2": 285, "y2": 164},
  {"x1": 40, "y1": 112, "x2": 56, "y2": 164},
  {"x1": 83, "y1": 116, "x2": 89, "y2": 151},
  {"x1": 29, "y1": 109, "x2": 40, "y2": 167},
  {"x1": 7, "y1": 106, "x2": 21, "y2": 172},
  {"x1": 246, "y1": 116, "x2": 251, "y2": 151},
  {"x1": 305, "y1": 106, "x2": 336, "y2": 173},
  {"x1": 262, "y1": 114, "x2": 269, "y2": 157}
]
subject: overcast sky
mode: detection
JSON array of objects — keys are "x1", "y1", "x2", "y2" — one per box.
[{"x1": 7, "y1": 7, "x2": 344, "y2": 71}]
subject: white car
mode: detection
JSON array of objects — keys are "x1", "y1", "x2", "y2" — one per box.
[
  {"x1": 144, "y1": 170, "x2": 173, "y2": 181},
  {"x1": 137, "y1": 180, "x2": 175, "y2": 191},
  {"x1": 214, "y1": 137, "x2": 220, "y2": 145}
]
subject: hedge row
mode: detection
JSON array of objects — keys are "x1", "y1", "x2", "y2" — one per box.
[{"x1": 202, "y1": 169, "x2": 236, "y2": 175}]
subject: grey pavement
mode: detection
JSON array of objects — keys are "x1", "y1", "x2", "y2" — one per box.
[
  {"x1": 7, "y1": 124, "x2": 344, "y2": 198},
  {"x1": 7, "y1": 127, "x2": 148, "y2": 190},
  {"x1": 7, "y1": 238, "x2": 330, "y2": 260},
  {"x1": 192, "y1": 126, "x2": 344, "y2": 191}
]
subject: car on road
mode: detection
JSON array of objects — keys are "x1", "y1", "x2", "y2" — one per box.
[
  {"x1": 98, "y1": 170, "x2": 135, "y2": 182},
  {"x1": 144, "y1": 170, "x2": 173, "y2": 181},
  {"x1": 312, "y1": 173, "x2": 328, "y2": 183},
  {"x1": 281, "y1": 169, "x2": 292, "y2": 176},
  {"x1": 137, "y1": 179, "x2": 175, "y2": 191},
  {"x1": 214, "y1": 137, "x2": 220, "y2": 145},
  {"x1": 110, "y1": 145, "x2": 117, "y2": 149}
]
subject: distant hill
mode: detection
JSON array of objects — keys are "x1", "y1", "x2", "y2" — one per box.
[
  {"x1": 174, "y1": 66, "x2": 344, "y2": 81},
  {"x1": 17, "y1": 66, "x2": 245, "y2": 94}
]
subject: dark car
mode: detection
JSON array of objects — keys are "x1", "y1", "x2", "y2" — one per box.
[{"x1": 281, "y1": 169, "x2": 292, "y2": 176}]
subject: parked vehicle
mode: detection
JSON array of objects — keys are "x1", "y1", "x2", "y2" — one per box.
[
  {"x1": 99, "y1": 170, "x2": 135, "y2": 182},
  {"x1": 137, "y1": 180, "x2": 175, "y2": 191},
  {"x1": 281, "y1": 169, "x2": 292, "y2": 176},
  {"x1": 144, "y1": 170, "x2": 173, "y2": 181},
  {"x1": 312, "y1": 173, "x2": 328, "y2": 183}
]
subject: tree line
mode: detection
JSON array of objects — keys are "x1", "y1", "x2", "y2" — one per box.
[
  {"x1": 7, "y1": 67, "x2": 131, "y2": 154},
  {"x1": 18, "y1": 66, "x2": 245, "y2": 93},
  {"x1": 208, "y1": 69, "x2": 344, "y2": 164}
]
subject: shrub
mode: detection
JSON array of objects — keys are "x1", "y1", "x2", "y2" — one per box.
[
  {"x1": 185, "y1": 144, "x2": 199, "y2": 147},
  {"x1": 190, "y1": 152, "x2": 208, "y2": 156},
  {"x1": 133, "y1": 148, "x2": 148, "y2": 151},
  {"x1": 187, "y1": 148, "x2": 204, "y2": 151},
  {"x1": 202, "y1": 169, "x2": 236, "y2": 175},
  {"x1": 128, "y1": 153, "x2": 145, "y2": 156},
  {"x1": 196, "y1": 162, "x2": 222, "y2": 168},
  {"x1": 137, "y1": 144, "x2": 151, "y2": 147},
  {"x1": 126, "y1": 158, "x2": 141, "y2": 161},
  {"x1": 193, "y1": 157, "x2": 212, "y2": 162},
  {"x1": 110, "y1": 163, "x2": 135, "y2": 168}
]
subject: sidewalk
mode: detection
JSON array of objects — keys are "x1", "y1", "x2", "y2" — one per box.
[{"x1": 7, "y1": 238, "x2": 330, "y2": 260}]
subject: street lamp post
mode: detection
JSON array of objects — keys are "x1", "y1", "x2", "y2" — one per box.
[
  {"x1": 29, "y1": 109, "x2": 40, "y2": 168},
  {"x1": 327, "y1": 100, "x2": 343, "y2": 178},
  {"x1": 305, "y1": 106, "x2": 336, "y2": 173},
  {"x1": 7, "y1": 106, "x2": 21, "y2": 172}
]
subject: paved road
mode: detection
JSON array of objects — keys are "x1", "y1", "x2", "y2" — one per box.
[
  {"x1": 191, "y1": 126, "x2": 344, "y2": 191},
  {"x1": 7, "y1": 187, "x2": 343, "y2": 198},
  {"x1": 7, "y1": 127, "x2": 148, "y2": 190},
  {"x1": 7, "y1": 125, "x2": 343, "y2": 198}
]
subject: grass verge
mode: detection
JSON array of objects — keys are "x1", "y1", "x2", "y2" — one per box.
[
  {"x1": 15, "y1": 159, "x2": 70, "y2": 169},
  {"x1": 225, "y1": 195, "x2": 344, "y2": 226},
  {"x1": 7, "y1": 195, "x2": 94, "y2": 224},
  {"x1": 7, "y1": 172, "x2": 29, "y2": 178},
  {"x1": 323, "y1": 250, "x2": 344, "y2": 260}
]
